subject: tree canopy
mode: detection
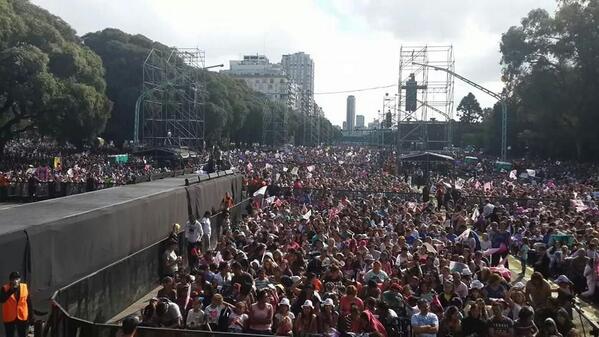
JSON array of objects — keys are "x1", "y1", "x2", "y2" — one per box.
[
  {"x1": 84, "y1": 28, "x2": 339, "y2": 147},
  {"x1": 457, "y1": 92, "x2": 483, "y2": 124},
  {"x1": 497, "y1": 0, "x2": 599, "y2": 160},
  {"x1": 0, "y1": 0, "x2": 111, "y2": 150}
]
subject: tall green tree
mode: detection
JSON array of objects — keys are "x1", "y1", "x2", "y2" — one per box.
[
  {"x1": 0, "y1": 0, "x2": 111, "y2": 151},
  {"x1": 499, "y1": 0, "x2": 599, "y2": 160},
  {"x1": 84, "y1": 28, "x2": 337, "y2": 147},
  {"x1": 457, "y1": 92, "x2": 483, "y2": 124}
]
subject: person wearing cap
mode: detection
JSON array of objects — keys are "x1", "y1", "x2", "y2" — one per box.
[
  {"x1": 319, "y1": 298, "x2": 339, "y2": 334},
  {"x1": 411, "y1": 298, "x2": 439, "y2": 337},
  {"x1": 1, "y1": 272, "x2": 31, "y2": 337},
  {"x1": 294, "y1": 300, "x2": 318, "y2": 336},
  {"x1": 554, "y1": 275, "x2": 575, "y2": 314},
  {"x1": 273, "y1": 298, "x2": 294, "y2": 336}
]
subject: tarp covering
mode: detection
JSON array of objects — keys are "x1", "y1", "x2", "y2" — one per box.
[{"x1": 0, "y1": 174, "x2": 242, "y2": 302}]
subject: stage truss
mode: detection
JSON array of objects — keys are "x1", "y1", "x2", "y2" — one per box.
[
  {"x1": 141, "y1": 48, "x2": 205, "y2": 148},
  {"x1": 378, "y1": 93, "x2": 398, "y2": 148},
  {"x1": 303, "y1": 113, "x2": 320, "y2": 147},
  {"x1": 262, "y1": 106, "x2": 288, "y2": 146},
  {"x1": 397, "y1": 45, "x2": 455, "y2": 152}
]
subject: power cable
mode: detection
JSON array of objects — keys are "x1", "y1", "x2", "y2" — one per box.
[{"x1": 314, "y1": 84, "x2": 397, "y2": 95}]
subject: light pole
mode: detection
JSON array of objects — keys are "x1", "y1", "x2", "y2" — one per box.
[
  {"x1": 133, "y1": 64, "x2": 224, "y2": 146},
  {"x1": 412, "y1": 62, "x2": 508, "y2": 160}
]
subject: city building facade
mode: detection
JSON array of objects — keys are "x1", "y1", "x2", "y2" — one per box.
[
  {"x1": 356, "y1": 115, "x2": 365, "y2": 129},
  {"x1": 222, "y1": 55, "x2": 300, "y2": 111},
  {"x1": 346, "y1": 95, "x2": 355, "y2": 131},
  {"x1": 281, "y1": 52, "x2": 314, "y2": 115}
]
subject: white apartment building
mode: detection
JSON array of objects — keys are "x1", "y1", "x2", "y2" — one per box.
[
  {"x1": 222, "y1": 55, "x2": 300, "y2": 111},
  {"x1": 281, "y1": 52, "x2": 314, "y2": 115}
]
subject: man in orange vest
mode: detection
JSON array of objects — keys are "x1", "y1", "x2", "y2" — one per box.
[{"x1": 0, "y1": 272, "x2": 31, "y2": 337}]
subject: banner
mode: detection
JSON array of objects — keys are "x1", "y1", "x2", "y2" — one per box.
[{"x1": 253, "y1": 185, "x2": 268, "y2": 197}]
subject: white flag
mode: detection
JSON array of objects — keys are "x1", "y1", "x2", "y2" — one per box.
[
  {"x1": 291, "y1": 167, "x2": 299, "y2": 175},
  {"x1": 302, "y1": 209, "x2": 312, "y2": 220},
  {"x1": 526, "y1": 169, "x2": 536, "y2": 177},
  {"x1": 253, "y1": 185, "x2": 267, "y2": 197},
  {"x1": 509, "y1": 170, "x2": 517, "y2": 180}
]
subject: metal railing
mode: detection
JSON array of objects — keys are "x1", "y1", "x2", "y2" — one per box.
[
  {"x1": 44, "y1": 199, "x2": 252, "y2": 337},
  {"x1": 574, "y1": 304, "x2": 599, "y2": 337},
  {"x1": 0, "y1": 168, "x2": 238, "y2": 202}
]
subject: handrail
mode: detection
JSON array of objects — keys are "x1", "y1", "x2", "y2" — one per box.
[{"x1": 573, "y1": 304, "x2": 599, "y2": 337}]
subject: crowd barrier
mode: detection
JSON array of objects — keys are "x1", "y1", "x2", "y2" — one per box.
[
  {"x1": 574, "y1": 305, "x2": 599, "y2": 337},
  {"x1": 268, "y1": 186, "x2": 571, "y2": 207},
  {"x1": 45, "y1": 199, "x2": 251, "y2": 337},
  {"x1": 0, "y1": 168, "x2": 201, "y2": 202}
]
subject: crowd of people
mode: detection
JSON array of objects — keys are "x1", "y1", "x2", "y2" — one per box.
[
  {"x1": 0, "y1": 139, "x2": 202, "y2": 201},
  {"x1": 133, "y1": 145, "x2": 599, "y2": 337}
]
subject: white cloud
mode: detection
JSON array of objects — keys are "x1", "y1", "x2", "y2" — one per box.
[{"x1": 31, "y1": 0, "x2": 556, "y2": 126}]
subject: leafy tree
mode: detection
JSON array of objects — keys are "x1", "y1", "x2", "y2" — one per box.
[
  {"x1": 84, "y1": 28, "x2": 337, "y2": 147},
  {"x1": 499, "y1": 0, "x2": 599, "y2": 160},
  {"x1": 0, "y1": 0, "x2": 111, "y2": 151},
  {"x1": 457, "y1": 92, "x2": 483, "y2": 124}
]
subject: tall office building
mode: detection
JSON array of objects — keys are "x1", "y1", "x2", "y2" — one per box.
[
  {"x1": 281, "y1": 52, "x2": 314, "y2": 115},
  {"x1": 356, "y1": 115, "x2": 365, "y2": 129},
  {"x1": 346, "y1": 95, "x2": 356, "y2": 131}
]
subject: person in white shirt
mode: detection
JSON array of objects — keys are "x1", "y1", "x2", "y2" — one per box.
[
  {"x1": 184, "y1": 217, "x2": 203, "y2": 264},
  {"x1": 186, "y1": 297, "x2": 205, "y2": 330},
  {"x1": 364, "y1": 260, "x2": 390, "y2": 284},
  {"x1": 201, "y1": 211, "x2": 212, "y2": 251},
  {"x1": 483, "y1": 200, "x2": 495, "y2": 218},
  {"x1": 452, "y1": 272, "x2": 469, "y2": 299}
]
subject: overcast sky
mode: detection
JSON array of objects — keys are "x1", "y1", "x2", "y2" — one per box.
[{"x1": 32, "y1": 0, "x2": 556, "y2": 126}]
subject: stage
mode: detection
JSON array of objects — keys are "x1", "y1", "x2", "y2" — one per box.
[{"x1": 0, "y1": 173, "x2": 242, "y2": 301}]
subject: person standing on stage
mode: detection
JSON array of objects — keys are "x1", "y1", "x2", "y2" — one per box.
[{"x1": 1, "y1": 272, "x2": 31, "y2": 337}]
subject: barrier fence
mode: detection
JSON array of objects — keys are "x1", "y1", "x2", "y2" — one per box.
[
  {"x1": 45, "y1": 199, "x2": 252, "y2": 337},
  {"x1": 268, "y1": 185, "x2": 572, "y2": 208},
  {"x1": 0, "y1": 168, "x2": 202, "y2": 202},
  {"x1": 574, "y1": 305, "x2": 599, "y2": 337}
]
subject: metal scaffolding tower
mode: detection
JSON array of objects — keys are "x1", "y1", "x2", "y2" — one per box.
[
  {"x1": 262, "y1": 107, "x2": 288, "y2": 146},
  {"x1": 140, "y1": 48, "x2": 205, "y2": 148},
  {"x1": 303, "y1": 113, "x2": 320, "y2": 146},
  {"x1": 378, "y1": 93, "x2": 398, "y2": 148},
  {"x1": 397, "y1": 45, "x2": 455, "y2": 153}
]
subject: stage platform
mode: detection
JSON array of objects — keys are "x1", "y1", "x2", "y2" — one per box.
[
  {"x1": 0, "y1": 174, "x2": 198, "y2": 237},
  {"x1": 0, "y1": 173, "x2": 243, "y2": 302}
]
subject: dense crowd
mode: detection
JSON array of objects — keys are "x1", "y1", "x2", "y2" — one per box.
[
  {"x1": 141, "y1": 146, "x2": 599, "y2": 337},
  {"x1": 0, "y1": 139, "x2": 198, "y2": 201}
]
